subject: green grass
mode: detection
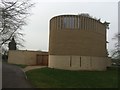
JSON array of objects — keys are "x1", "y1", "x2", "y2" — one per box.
[{"x1": 26, "y1": 67, "x2": 118, "y2": 88}]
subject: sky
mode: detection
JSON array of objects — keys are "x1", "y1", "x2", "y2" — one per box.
[{"x1": 21, "y1": 0, "x2": 119, "y2": 56}]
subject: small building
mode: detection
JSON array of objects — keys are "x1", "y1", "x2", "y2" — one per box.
[{"x1": 8, "y1": 50, "x2": 48, "y2": 66}]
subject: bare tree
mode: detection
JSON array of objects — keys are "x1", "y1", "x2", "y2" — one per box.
[
  {"x1": 0, "y1": 0, "x2": 34, "y2": 49},
  {"x1": 112, "y1": 33, "x2": 120, "y2": 58},
  {"x1": 112, "y1": 33, "x2": 120, "y2": 65}
]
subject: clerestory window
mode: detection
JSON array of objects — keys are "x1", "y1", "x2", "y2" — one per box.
[{"x1": 62, "y1": 16, "x2": 75, "y2": 29}]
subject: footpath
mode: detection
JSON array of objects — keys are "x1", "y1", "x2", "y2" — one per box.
[{"x1": 23, "y1": 66, "x2": 46, "y2": 72}]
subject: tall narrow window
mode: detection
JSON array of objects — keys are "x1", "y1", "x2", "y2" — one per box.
[
  {"x1": 88, "y1": 18, "x2": 90, "y2": 30},
  {"x1": 74, "y1": 16, "x2": 77, "y2": 29},
  {"x1": 93, "y1": 20, "x2": 95, "y2": 31},
  {"x1": 69, "y1": 17, "x2": 74, "y2": 29},
  {"x1": 63, "y1": 17, "x2": 67, "y2": 28},
  {"x1": 83, "y1": 17, "x2": 85, "y2": 30},
  {"x1": 81, "y1": 17, "x2": 83, "y2": 30},
  {"x1": 61, "y1": 17, "x2": 63, "y2": 29},
  {"x1": 56, "y1": 17, "x2": 58, "y2": 30},
  {"x1": 78, "y1": 16, "x2": 80, "y2": 29},
  {"x1": 62, "y1": 16, "x2": 75, "y2": 29},
  {"x1": 92, "y1": 19, "x2": 94, "y2": 31},
  {"x1": 84, "y1": 18, "x2": 86, "y2": 30},
  {"x1": 58, "y1": 17, "x2": 60, "y2": 29}
]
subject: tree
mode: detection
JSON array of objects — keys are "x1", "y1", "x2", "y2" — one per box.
[
  {"x1": 112, "y1": 33, "x2": 120, "y2": 58},
  {"x1": 0, "y1": 0, "x2": 34, "y2": 50},
  {"x1": 112, "y1": 33, "x2": 120, "y2": 65}
]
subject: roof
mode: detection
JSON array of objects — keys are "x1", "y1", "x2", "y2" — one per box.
[{"x1": 50, "y1": 13, "x2": 110, "y2": 26}]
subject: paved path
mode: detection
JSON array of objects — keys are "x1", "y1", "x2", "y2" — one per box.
[
  {"x1": 23, "y1": 66, "x2": 46, "y2": 72},
  {"x1": 2, "y1": 63, "x2": 33, "y2": 88}
]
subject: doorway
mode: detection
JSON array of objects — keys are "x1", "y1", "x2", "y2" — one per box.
[{"x1": 36, "y1": 54, "x2": 48, "y2": 66}]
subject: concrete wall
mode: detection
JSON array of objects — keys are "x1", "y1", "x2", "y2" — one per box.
[
  {"x1": 8, "y1": 50, "x2": 48, "y2": 65},
  {"x1": 49, "y1": 55, "x2": 111, "y2": 71}
]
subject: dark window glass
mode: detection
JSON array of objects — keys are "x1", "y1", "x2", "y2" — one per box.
[
  {"x1": 69, "y1": 17, "x2": 74, "y2": 29},
  {"x1": 63, "y1": 17, "x2": 74, "y2": 29}
]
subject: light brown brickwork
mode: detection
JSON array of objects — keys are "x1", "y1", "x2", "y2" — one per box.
[
  {"x1": 8, "y1": 50, "x2": 48, "y2": 65},
  {"x1": 49, "y1": 14, "x2": 111, "y2": 71},
  {"x1": 49, "y1": 15, "x2": 107, "y2": 56}
]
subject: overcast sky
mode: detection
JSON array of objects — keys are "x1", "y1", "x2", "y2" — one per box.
[{"x1": 21, "y1": 0, "x2": 119, "y2": 56}]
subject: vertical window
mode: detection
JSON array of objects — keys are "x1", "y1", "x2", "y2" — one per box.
[
  {"x1": 93, "y1": 20, "x2": 94, "y2": 30},
  {"x1": 74, "y1": 16, "x2": 77, "y2": 29},
  {"x1": 88, "y1": 18, "x2": 90, "y2": 30},
  {"x1": 58, "y1": 17, "x2": 60, "y2": 29},
  {"x1": 84, "y1": 18, "x2": 86, "y2": 30},
  {"x1": 56, "y1": 17, "x2": 58, "y2": 30},
  {"x1": 90, "y1": 19, "x2": 92, "y2": 30},
  {"x1": 63, "y1": 17, "x2": 68, "y2": 28},
  {"x1": 69, "y1": 17, "x2": 74, "y2": 29},
  {"x1": 61, "y1": 17, "x2": 63, "y2": 29},
  {"x1": 92, "y1": 19, "x2": 94, "y2": 31},
  {"x1": 86, "y1": 18, "x2": 88, "y2": 30},
  {"x1": 81, "y1": 17, "x2": 83, "y2": 30},
  {"x1": 78, "y1": 16, "x2": 80, "y2": 29},
  {"x1": 62, "y1": 16, "x2": 75, "y2": 29},
  {"x1": 83, "y1": 17, "x2": 85, "y2": 30}
]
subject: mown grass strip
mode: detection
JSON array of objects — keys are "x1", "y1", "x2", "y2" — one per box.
[{"x1": 26, "y1": 67, "x2": 118, "y2": 88}]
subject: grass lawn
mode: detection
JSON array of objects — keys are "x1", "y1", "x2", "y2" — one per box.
[{"x1": 26, "y1": 67, "x2": 118, "y2": 88}]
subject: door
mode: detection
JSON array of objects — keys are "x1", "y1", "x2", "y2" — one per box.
[{"x1": 36, "y1": 54, "x2": 48, "y2": 66}]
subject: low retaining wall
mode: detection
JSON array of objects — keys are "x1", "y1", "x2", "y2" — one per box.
[{"x1": 8, "y1": 50, "x2": 48, "y2": 65}]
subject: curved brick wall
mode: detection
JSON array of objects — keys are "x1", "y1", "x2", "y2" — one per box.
[
  {"x1": 49, "y1": 14, "x2": 110, "y2": 70},
  {"x1": 49, "y1": 15, "x2": 107, "y2": 57}
]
